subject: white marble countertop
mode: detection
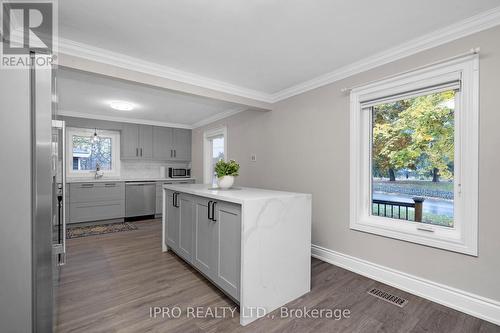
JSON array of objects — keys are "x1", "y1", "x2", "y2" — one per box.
[
  {"x1": 163, "y1": 183, "x2": 311, "y2": 204},
  {"x1": 67, "y1": 177, "x2": 196, "y2": 183}
]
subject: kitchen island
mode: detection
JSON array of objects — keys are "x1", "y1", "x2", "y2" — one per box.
[{"x1": 162, "y1": 184, "x2": 312, "y2": 326}]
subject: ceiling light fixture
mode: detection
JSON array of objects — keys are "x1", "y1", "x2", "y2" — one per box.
[{"x1": 109, "y1": 100, "x2": 134, "y2": 111}]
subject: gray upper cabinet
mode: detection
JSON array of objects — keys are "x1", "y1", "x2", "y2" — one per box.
[
  {"x1": 172, "y1": 128, "x2": 191, "y2": 161},
  {"x1": 121, "y1": 124, "x2": 153, "y2": 160},
  {"x1": 152, "y1": 126, "x2": 191, "y2": 161},
  {"x1": 62, "y1": 117, "x2": 191, "y2": 162},
  {"x1": 152, "y1": 126, "x2": 173, "y2": 160},
  {"x1": 121, "y1": 123, "x2": 140, "y2": 159},
  {"x1": 139, "y1": 125, "x2": 153, "y2": 159}
]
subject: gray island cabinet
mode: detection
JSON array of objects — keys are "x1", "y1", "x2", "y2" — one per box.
[{"x1": 162, "y1": 184, "x2": 312, "y2": 326}]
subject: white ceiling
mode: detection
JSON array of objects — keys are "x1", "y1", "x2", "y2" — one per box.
[
  {"x1": 57, "y1": 68, "x2": 245, "y2": 127},
  {"x1": 59, "y1": 0, "x2": 500, "y2": 95}
]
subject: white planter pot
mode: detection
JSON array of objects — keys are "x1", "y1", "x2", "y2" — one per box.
[{"x1": 217, "y1": 175, "x2": 234, "y2": 189}]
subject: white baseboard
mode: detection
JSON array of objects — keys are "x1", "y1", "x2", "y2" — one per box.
[{"x1": 311, "y1": 244, "x2": 500, "y2": 326}]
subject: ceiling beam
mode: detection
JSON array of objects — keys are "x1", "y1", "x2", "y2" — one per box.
[{"x1": 57, "y1": 52, "x2": 273, "y2": 111}]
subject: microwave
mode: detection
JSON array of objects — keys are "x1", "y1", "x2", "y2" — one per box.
[{"x1": 168, "y1": 167, "x2": 191, "y2": 178}]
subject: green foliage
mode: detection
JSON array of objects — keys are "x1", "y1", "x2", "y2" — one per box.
[
  {"x1": 372, "y1": 90, "x2": 455, "y2": 180},
  {"x1": 214, "y1": 159, "x2": 240, "y2": 178}
]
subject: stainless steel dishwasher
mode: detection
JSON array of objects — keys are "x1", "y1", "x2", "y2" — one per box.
[{"x1": 125, "y1": 181, "x2": 156, "y2": 218}]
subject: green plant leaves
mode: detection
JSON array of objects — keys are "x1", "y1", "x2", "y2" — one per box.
[{"x1": 214, "y1": 159, "x2": 240, "y2": 178}]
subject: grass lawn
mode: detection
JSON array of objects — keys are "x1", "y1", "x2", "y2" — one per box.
[{"x1": 373, "y1": 179, "x2": 453, "y2": 192}]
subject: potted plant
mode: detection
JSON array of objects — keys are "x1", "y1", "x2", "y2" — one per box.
[{"x1": 214, "y1": 159, "x2": 240, "y2": 189}]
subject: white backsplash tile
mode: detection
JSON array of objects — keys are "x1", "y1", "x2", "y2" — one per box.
[{"x1": 121, "y1": 160, "x2": 190, "y2": 179}]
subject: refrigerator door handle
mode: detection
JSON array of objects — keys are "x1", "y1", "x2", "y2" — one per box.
[
  {"x1": 52, "y1": 120, "x2": 66, "y2": 264},
  {"x1": 60, "y1": 120, "x2": 66, "y2": 265}
]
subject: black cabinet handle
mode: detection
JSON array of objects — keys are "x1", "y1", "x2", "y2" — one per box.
[
  {"x1": 172, "y1": 193, "x2": 176, "y2": 207},
  {"x1": 207, "y1": 201, "x2": 212, "y2": 219},
  {"x1": 211, "y1": 202, "x2": 217, "y2": 221}
]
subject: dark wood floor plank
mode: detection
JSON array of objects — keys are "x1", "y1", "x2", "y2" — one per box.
[{"x1": 55, "y1": 219, "x2": 500, "y2": 333}]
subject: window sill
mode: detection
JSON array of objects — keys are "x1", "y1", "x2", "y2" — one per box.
[{"x1": 350, "y1": 216, "x2": 477, "y2": 256}]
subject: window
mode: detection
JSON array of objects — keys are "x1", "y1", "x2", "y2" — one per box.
[
  {"x1": 67, "y1": 127, "x2": 121, "y2": 177},
  {"x1": 203, "y1": 126, "x2": 227, "y2": 185},
  {"x1": 350, "y1": 54, "x2": 478, "y2": 255}
]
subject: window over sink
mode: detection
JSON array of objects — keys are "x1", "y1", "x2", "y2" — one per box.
[{"x1": 66, "y1": 127, "x2": 121, "y2": 178}]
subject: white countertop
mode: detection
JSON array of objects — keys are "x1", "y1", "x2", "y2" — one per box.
[
  {"x1": 67, "y1": 177, "x2": 196, "y2": 183},
  {"x1": 163, "y1": 183, "x2": 311, "y2": 204}
]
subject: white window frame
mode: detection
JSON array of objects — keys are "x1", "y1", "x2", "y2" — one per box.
[
  {"x1": 203, "y1": 126, "x2": 227, "y2": 184},
  {"x1": 349, "y1": 54, "x2": 479, "y2": 256},
  {"x1": 66, "y1": 127, "x2": 121, "y2": 178}
]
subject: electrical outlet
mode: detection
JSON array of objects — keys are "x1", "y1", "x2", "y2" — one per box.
[{"x1": 251, "y1": 154, "x2": 257, "y2": 162}]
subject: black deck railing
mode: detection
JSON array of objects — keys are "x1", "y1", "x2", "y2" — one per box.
[{"x1": 372, "y1": 197, "x2": 425, "y2": 222}]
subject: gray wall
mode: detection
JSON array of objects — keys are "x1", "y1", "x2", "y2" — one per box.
[
  {"x1": 0, "y1": 69, "x2": 33, "y2": 331},
  {"x1": 192, "y1": 26, "x2": 500, "y2": 301}
]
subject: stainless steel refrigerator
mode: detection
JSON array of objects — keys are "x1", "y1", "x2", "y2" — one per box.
[{"x1": 0, "y1": 52, "x2": 65, "y2": 332}]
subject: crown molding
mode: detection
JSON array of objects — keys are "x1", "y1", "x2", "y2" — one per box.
[
  {"x1": 57, "y1": 38, "x2": 274, "y2": 103},
  {"x1": 57, "y1": 6, "x2": 500, "y2": 105},
  {"x1": 271, "y1": 6, "x2": 500, "y2": 102},
  {"x1": 192, "y1": 106, "x2": 248, "y2": 128},
  {"x1": 57, "y1": 110, "x2": 194, "y2": 129}
]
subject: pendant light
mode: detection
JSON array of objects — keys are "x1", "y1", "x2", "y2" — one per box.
[{"x1": 91, "y1": 128, "x2": 99, "y2": 143}]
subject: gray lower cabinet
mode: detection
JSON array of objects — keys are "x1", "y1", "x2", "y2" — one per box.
[
  {"x1": 193, "y1": 198, "x2": 218, "y2": 279},
  {"x1": 165, "y1": 190, "x2": 179, "y2": 251},
  {"x1": 68, "y1": 182, "x2": 125, "y2": 223},
  {"x1": 155, "y1": 180, "x2": 195, "y2": 215},
  {"x1": 165, "y1": 192, "x2": 241, "y2": 301},
  {"x1": 212, "y1": 201, "x2": 241, "y2": 300},
  {"x1": 178, "y1": 194, "x2": 195, "y2": 262}
]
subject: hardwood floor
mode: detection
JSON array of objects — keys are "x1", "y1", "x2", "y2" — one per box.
[{"x1": 56, "y1": 219, "x2": 499, "y2": 333}]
